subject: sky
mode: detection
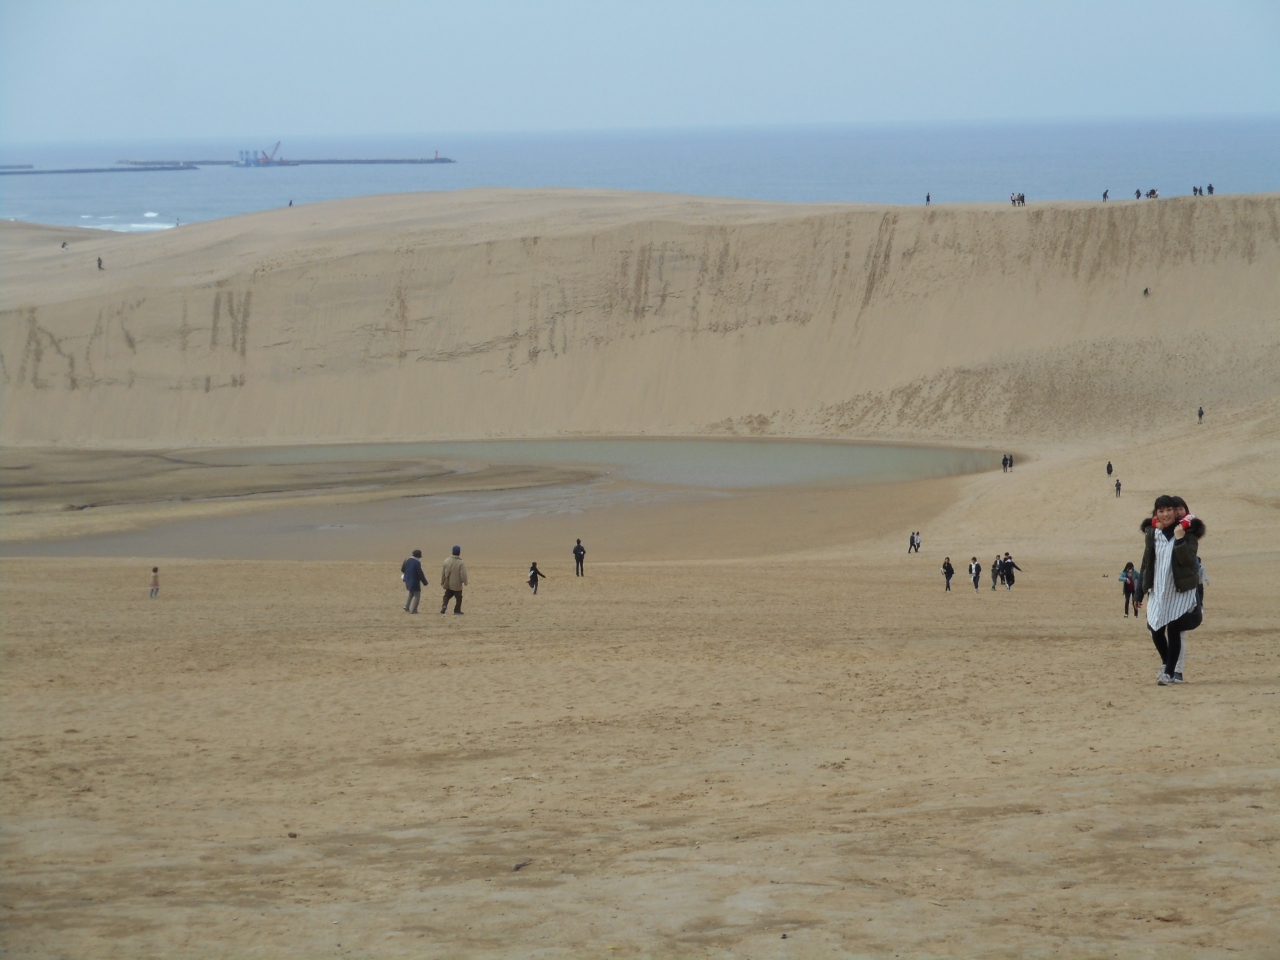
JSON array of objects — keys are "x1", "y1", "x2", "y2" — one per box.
[{"x1": 2, "y1": 0, "x2": 1278, "y2": 144}]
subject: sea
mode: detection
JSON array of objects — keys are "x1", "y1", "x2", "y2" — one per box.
[{"x1": 1, "y1": 117, "x2": 1277, "y2": 232}]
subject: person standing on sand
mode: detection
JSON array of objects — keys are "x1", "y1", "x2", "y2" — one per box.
[
  {"x1": 401, "y1": 549, "x2": 427, "y2": 613},
  {"x1": 1001, "y1": 553, "x2": 1022, "y2": 590},
  {"x1": 527, "y1": 562, "x2": 547, "y2": 594},
  {"x1": 926, "y1": 193, "x2": 930, "y2": 206},
  {"x1": 1119, "y1": 561, "x2": 1138, "y2": 617},
  {"x1": 573, "y1": 539, "x2": 586, "y2": 576},
  {"x1": 941, "y1": 557, "x2": 954, "y2": 591},
  {"x1": 969, "y1": 557, "x2": 982, "y2": 592},
  {"x1": 1103, "y1": 189, "x2": 1109, "y2": 201},
  {"x1": 1198, "y1": 406, "x2": 1204, "y2": 424},
  {"x1": 1115, "y1": 479, "x2": 1122, "y2": 498},
  {"x1": 991, "y1": 554, "x2": 1002, "y2": 590},
  {"x1": 149, "y1": 567, "x2": 160, "y2": 599},
  {"x1": 97, "y1": 257, "x2": 103, "y2": 270},
  {"x1": 1107, "y1": 461, "x2": 1113, "y2": 477},
  {"x1": 441, "y1": 545, "x2": 468, "y2": 614},
  {"x1": 1141, "y1": 495, "x2": 1205, "y2": 685}
]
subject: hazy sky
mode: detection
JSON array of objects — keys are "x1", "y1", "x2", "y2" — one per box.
[{"x1": 2, "y1": 0, "x2": 1278, "y2": 143}]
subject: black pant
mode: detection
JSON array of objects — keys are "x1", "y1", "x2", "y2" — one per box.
[
  {"x1": 944, "y1": 574, "x2": 952, "y2": 591},
  {"x1": 972, "y1": 575, "x2": 981, "y2": 591},
  {"x1": 575, "y1": 558, "x2": 584, "y2": 576},
  {"x1": 1150, "y1": 607, "x2": 1201, "y2": 676},
  {"x1": 1124, "y1": 589, "x2": 1134, "y2": 616},
  {"x1": 441, "y1": 589, "x2": 463, "y2": 613}
]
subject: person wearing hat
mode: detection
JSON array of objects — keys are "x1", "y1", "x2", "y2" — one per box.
[
  {"x1": 400, "y1": 549, "x2": 427, "y2": 613},
  {"x1": 440, "y1": 545, "x2": 468, "y2": 615}
]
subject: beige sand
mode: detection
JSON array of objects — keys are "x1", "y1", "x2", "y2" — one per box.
[
  {"x1": 3, "y1": 190, "x2": 1278, "y2": 447},
  {"x1": 2, "y1": 191, "x2": 1278, "y2": 957}
]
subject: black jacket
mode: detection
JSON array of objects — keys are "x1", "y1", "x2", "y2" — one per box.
[
  {"x1": 401, "y1": 556, "x2": 427, "y2": 588},
  {"x1": 1140, "y1": 516, "x2": 1204, "y2": 595}
]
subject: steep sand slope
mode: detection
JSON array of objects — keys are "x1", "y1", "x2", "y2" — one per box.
[{"x1": 2, "y1": 189, "x2": 1278, "y2": 446}]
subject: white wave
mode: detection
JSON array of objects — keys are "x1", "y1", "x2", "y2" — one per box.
[
  {"x1": 87, "y1": 222, "x2": 175, "y2": 233},
  {"x1": 143, "y1": 211, "x2": 158, "y2": 217},
  {"x1": 80, "y1": 214, "x2": 92, "y2": 218}
]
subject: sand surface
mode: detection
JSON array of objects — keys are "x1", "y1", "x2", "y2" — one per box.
[{"x1": 2, "y1": 190, "x2": 1279, "y2": 958}]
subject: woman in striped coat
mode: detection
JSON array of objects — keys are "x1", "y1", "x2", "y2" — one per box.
[{"x1": 1140, "y1": 495, "x2": 1205, "y2": 685}]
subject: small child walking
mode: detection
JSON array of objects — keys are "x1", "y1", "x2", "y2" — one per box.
[
  {"x1": 527, "y1": 562, "x2": 547, "y2": 595},
  {"x1": 149, "y1": 567, "x2": 160, "y2": 599}
]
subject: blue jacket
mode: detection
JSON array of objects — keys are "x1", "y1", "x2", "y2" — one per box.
[{"x1": 401, "y1": 556, "x2": 427, "y2": 588}]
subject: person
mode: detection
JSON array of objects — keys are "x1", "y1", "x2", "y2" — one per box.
[
  {"x1": 925, "y1": 193, "x2": 930, "y2": 206},
  {"x1": 941, "y1": 557, "x2": 954, "y2": 591},
  {"x1": 1102, "y1": 189, "x2": 1109, "y2": 202},
  {"x1": 400, "y1": 549, "x2": 427, "y2": 613},
  {"x1": 907, "y1": 532, "x2": 914, "y2": 554},
  {"x1": 1144, "y1": 287, "x2": 1150, "y2": 297},
  {"x1": 1141, "y1": 494, "x2": 1205, "y2": 684},
  {"x1": 1198, "y1": 406, "x2": 1204, "y2": 424},
  {"x1": 527, "y1": 561, "x2": 547, "y2": 594},
  {"x1": 1115, "y1": 478, "x2": 1122, "y2": 498},
  {"x1": 1001, "y1": 553, "x2": 1022, "y2": 590},
  {"x1": 573, "y1": 538, "x2": 586, "y2": 576},
  {"x1": 149, "y1": 567, "x2": 160, "y2": 599},
  {"x1": 1119, "y1": 561, "x2": 1137, "y2": 616},
  {"x1": 61, "y1": 241, "x2": 68, "y2": 249},
  {"x1": 440, "y1": 545, "x2": 468, "y2": 614},
  {"x1": 97, "y1": 257, "x2": 103, "y2": 270},
  {"x1": 1006, "y1": 454, "x2": 1014, "y2": 471},
  {"x1": 913, "y1": 532, "x2": 922, "y2": 553},
  {"x1": 1001, "y1": 455, "x2": 1008, "y2": 473},
  {"x1": 288, "y1": 199, "x2": 293, "y2": 206},
  {"x1": 991, "y1": 554, "x2": 1002, "y2": 590},
  {"x1": 1106, "y1": 461, "x2": 1113, "y2": 476},
  {"x1": 1207, "y1": 184, "x2": 1213, "y2": 195},
  {"x1": 1135, "y1": 189, "x2": 1142, "y2": 200},
  {"x1": 968, "y1": 557, "x2": 982, "y2": 592}
]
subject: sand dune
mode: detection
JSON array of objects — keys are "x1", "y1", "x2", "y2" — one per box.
[{"x1": 3, "y1": 190, "x2": 1278, "y2": 446}]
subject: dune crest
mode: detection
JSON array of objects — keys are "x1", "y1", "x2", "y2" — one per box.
[{"x1": 3, "y1": 189, "x2": 1278, "y2": 446}]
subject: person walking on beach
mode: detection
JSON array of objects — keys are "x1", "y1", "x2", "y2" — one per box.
[
  {"x1": 1119, "y1": 561, "x2": 1138, "y2": 617},
  {"x1": 1115, "y1": 479, "x2": 1123, "y2": 498},
  {"x1": 1001, "y1": 553, "x2": 1022, "y2": 590},
  {"x1": 573, "y1": 539, "x2": 586, "y2": 576},
  {"x1": 1207, "y1": 184, "x2": 1213, "y2": 195},
  {"x1": 1006, "y1": 454, "x2": 1014, "y2": 470},
  {"x1": 969, "y1": 557, "x2": 982, "y2": 592},
  {"x1": 991, "y1": 554, "x2": 1002, "y2": 590},
  {"x1": 400, "y1": 549, "x2": 427, "y2": 613},
  {"x1": 914, "y1": 532, "x2": 922, "y2": 553},
  {"x1": 1198, "y1": 406, "x2": 1204, "y2": 424},
  {"x1": 941, "y1": 557, "x2": 954, "y2": 591},
  {"x1": 1107, "y1": 461, "x2": 1113, "y2": 477},
  {"x1": 97, "y1": 257, "x2": 103, "y2": 270},
  {"x1": 926, "y1": 193, "x2": 931, "y2": 206},
  {"x1": 1141, "y1": 494, "x2": 1205, "y2": 684},
  {"x1": 1103, "y1": 189, "x2": 1109, "y2": 202},
  {"x1": 149, "y1": 567, "x2": 160, "y2": 599},
  {"x1": 527, "y1": 562, "x2": 547, "y2": 594},
  {"x1": 440, "y1": 545, "x2": 468, "y2": 615}
]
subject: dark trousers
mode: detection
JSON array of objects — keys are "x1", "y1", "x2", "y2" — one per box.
[
  {"x1": 1124, "y1": 588, "x2": 1134, "y2": 616},
  {"x1": 404, "y1": 586, "x2": 420, "y2": 612},
  {"x1": 1150, "y1": 607, "x2": 1201, "y2": 676},
  {"x1": 972, "y1": 575, "x2": 981, "y2": 591},
  {"x1": 441, "y1": 589, "x2": 463, "y2": 613},
  {"x1": 575, "y1": 559, "x2": 584, "y2": 576},
  {"x1": 944, "y1": 574, "x2": 952, "y2": 591}
]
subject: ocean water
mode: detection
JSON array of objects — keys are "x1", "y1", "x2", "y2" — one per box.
[{"x1": 1, "y1": 118, "x2": 1277, "y2": 232}]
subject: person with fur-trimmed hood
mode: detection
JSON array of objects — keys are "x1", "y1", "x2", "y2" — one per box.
[{"x1": 1140, "y1": 495, "x2": 1205, "y2": 685}]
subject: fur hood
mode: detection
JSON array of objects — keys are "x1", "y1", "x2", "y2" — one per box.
[{"x1": 1141, "y1": 516, "x2": 1207, "y2": 538}]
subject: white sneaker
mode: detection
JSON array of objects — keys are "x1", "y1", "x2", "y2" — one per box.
[{"x1": 1158, "y1": 673, "x2": 1174, "y2": 686}]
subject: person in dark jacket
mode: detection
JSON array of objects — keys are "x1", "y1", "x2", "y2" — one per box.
[
  {"x1": 968, "y1": 557, "x2": 982, "y2": 592},
  {"x1": 527, "y1": 561, "x2": 547, "y2": 594},
  {"x1": 573, "y1": 539, "x2": 586, "y2": 576},
  {"x1": 991, "y1": 554, "x2": 1002, "y2": 589},
  {"x1": 1141, "y1": 495, "x2": 1205, "y2": 684},
  {"x1": 941, "y1": 558, "x2": 954, "y2": 591},
  {"x1": 1001, "y1": 553, "x2": 1022, "y2": 589},
  {"x1": 401, "y1": 549, "x2": 427, "y2": 613}
]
